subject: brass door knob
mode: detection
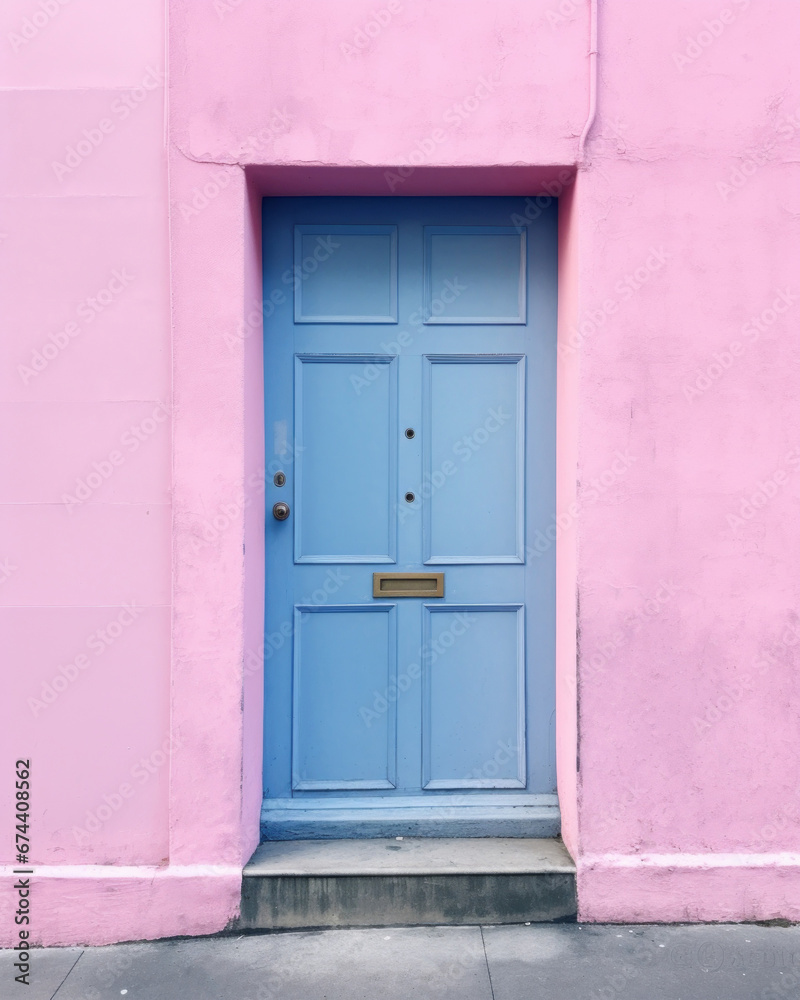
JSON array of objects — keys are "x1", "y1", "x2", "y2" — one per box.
[{"x1": 272, "y1": 502, "x2": 290, "y2": 521}]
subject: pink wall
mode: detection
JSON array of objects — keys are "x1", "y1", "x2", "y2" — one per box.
[
  {"x1": 574, "y1": 0, "x2": 800, "y2": 919},
  {"x1": 3, "y1": 0, "x2": 800, "y2": 944}
]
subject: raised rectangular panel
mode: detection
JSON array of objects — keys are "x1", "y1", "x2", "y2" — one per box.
[
  {"x1": 292, "y1": 605, "x2": 397, "y2": 790},
  {"x1": 424, "y1": 226, "x2": 526, "y2": 324},
  {"x1": 422, "y1": 605, "x2": 526, "y2": 790},
  {"x1": 294, "y1": 225, "x2": 398, "y2": 323},
  {"x1": 295, "y1": 355, "x2": 397, "y2": 563},
  {"x1": 423, "y1": 356, "x2": 525, "y2": 564}
]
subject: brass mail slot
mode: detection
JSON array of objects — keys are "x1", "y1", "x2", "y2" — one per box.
[{"x1": 373, "y1": 572, "x2": 445, "y2": 598}]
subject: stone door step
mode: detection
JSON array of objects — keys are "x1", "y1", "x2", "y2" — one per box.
[{"x1": 235, "y1": 837, "x2": 576, "y2": 930}]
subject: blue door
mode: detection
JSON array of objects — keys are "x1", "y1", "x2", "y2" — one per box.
[{"x1": 262, "y1": 197, "x2": 557, "y2": 838}]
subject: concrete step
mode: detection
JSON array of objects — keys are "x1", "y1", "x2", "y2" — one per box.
[{"x1": 235, "y1": 837, "x2": 576, "y2": 930}]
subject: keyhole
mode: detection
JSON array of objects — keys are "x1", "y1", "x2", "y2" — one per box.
[
  {"x1": 405, "y1": 428, "x2": 415, "y2": 439},
  {"x1": 405, "y1": 492, "x2": 415, "y2": 503}
]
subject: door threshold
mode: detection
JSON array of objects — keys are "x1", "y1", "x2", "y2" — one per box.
[{"x1": 261, "y1": 794, "x2": 560, "y2": 840}]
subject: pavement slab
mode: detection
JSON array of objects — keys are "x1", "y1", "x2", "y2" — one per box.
[
  {"x1": 482, "y1": 922, "x2": 800, "y2": 999},
  {"x1": 49, "y1": 925, "x2": 493, "y2": 1000},
  {"x1": 1, "y1": 945, "x2": 82, "y2": 1000},
  {"x1": 3, "y1": 922, "x2": 800, "y2": 1000}
]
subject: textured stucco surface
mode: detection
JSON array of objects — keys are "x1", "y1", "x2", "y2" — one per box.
[{"x1": 2, "y1": 0, "x2": 800, "y2": 944}]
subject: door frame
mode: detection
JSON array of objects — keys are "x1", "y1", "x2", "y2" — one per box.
[
  {"x1": 169, "y1": 163, "x2": 580, "y2": 864},
  {"x1": 259, "y1": 194, "x2": 564, "y2": 838},
  {"x1": 251, "y1": 171, "x2": 572, "y2": 839}
]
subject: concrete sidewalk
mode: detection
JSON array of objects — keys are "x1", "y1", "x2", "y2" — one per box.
[{"x1": 6, "y1": 922, "x2": 800, "y2": 1000}]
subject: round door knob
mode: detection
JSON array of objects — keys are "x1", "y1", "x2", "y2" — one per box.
[{"x1": 272, "y1": 501, "x2": 290, "y2": 521}]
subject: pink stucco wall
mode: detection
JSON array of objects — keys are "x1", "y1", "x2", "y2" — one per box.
[{"x1": 2, "y1": 0, "x2": 800, "y2": 945}]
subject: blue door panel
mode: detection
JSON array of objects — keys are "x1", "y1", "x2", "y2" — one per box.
[
  {"x1": 292, "y1": 604, "x2": 396, "y2": 791},
  {"x1": 424, "y1": 356, "x2": 525, "y2": 564},
  {"x1": 294, "y1": 225, "x2": 398, "y2": 323},
  {"x1": 263, "y1": 197, "x2": 557, "y2": 825},
  {"x1": 422, "y1": 605, "x2": 526, "y2": 790},
  {"x1": 295, "y1": 355, "x2": 397, "y2": 563},
  {"x1": 424, "y1": 227, "x2": 526, "y2": 324}
]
